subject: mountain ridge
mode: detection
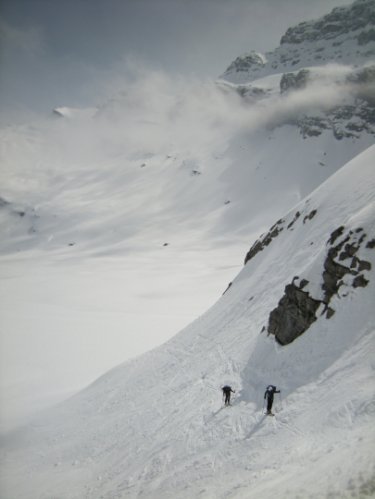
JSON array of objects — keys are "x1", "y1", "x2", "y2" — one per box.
[{"x1": 221, "y1": 0, "x2": 375, "y2": 83}]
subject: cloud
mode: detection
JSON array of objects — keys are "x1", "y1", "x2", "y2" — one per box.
[
  {"x1": 1, "y1": 60, "x2": 365, "y2": 179},
  {"x1": 0, "y1": 19, "x2": 44, "y2": 56}
]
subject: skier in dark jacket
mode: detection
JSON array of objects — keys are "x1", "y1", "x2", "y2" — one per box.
[
  {"x1": 222, "y1": 385, "x2": 235, "y2": 406},
  {"x1": 264, "y1": 385, "x2": 280, "y2": 415}
]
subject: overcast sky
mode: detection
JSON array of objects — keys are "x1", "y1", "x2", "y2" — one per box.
[{"x1": 0, "y1": 0, "x2": 354, "y2": 120}]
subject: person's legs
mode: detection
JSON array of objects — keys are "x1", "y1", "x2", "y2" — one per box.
[{"x1": 267, "y1": 397, "x2": 273, "y2": 413}]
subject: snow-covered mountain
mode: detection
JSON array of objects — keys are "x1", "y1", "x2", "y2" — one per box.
[
  {"x1": 1, "y1": 146, "x2": 374, "y2": 499},
  {"x1": 221, "y1": 0, "x2": 375, "y2": 83},
  {"x1": 1, "y1": 0, "x2": 375, "y2": 497}
]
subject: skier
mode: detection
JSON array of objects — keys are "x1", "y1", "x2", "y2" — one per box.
[
  {"x1": 264, "y1": 385, "x2": 280, "y2": 415},
  {"x1": 222, "y1": 385, "x2": 235, "y2": 406}
]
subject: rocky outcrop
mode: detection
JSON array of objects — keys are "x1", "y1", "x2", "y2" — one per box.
[
  {"x1": 347, "y1": 65, "x2": 375, "y2": 106},
  {"x1": 223, "y1": 52, "x2": 265, "y2": 76},
  {"x1": 280, "y1": 0, "x2": 375, "y2": 45},
  {"x1": 244, "y1": 206, "x2": 318, "y2": 265},
  {"x1": 280, "y1": 69, "x2": 310, "y2": 94},
  {"x1": 358, "y1": 27, "x2": 375, "y2": 45},
  {"x1": 266, "y1": 226, "x2": 373, "y2": 345},
  {"x1": 244, "y1": 219, "x2": 284, "y2": 265},
  {"x1": 222, "y1": 3, "x2": 375, "y2": 139},
  {"x1": 267, "y1": 281, "x2": 321, "y2": 345},
  {"x1": 278, "y1": 64, "x2": 375, "y2": 139},
  {"x1": 221, "y1": 0, "x2": 375, "y2": 83}
]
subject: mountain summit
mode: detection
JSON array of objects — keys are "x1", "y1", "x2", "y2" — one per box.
[{"x1": 221, "y1": 0, "x2": 375, "y2": 82}]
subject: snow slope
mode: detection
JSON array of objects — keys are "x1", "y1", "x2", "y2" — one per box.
[
  {"x1": 1, "y1": 2, "x2": 375, "y2": 495},
  {"x1": 1, "y1": 67, "x2": 373, "y2": 431},
  {"x1": 1, "y1": 146, "x2": 374, "y2": 499}
]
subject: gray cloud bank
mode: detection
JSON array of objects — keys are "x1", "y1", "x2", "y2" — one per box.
[
  {"x1": 0, "y1": 0, "x2": 353, "y2": 121},
  {"x1": 2, "y1": 61, "x2": 366, "y2": 175}
]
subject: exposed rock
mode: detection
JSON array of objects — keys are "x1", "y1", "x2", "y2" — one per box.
[
  {"x1": 245, "y1": 206, "x2": 320, "y2": 265},
  {"x1": 280, "y1": 0, "x2": 375, "y2": 45},
  {"x1": 244, "y1": 219, "x2": 284, "y2": 265},
  {"x1": 223, "y1": 51, "x2": 266, "y2": 75},
  {"x1": 358, "y1": 28, "x2": 375, "y2": 45},
  {"x1": 222, "y1": 0, "x2": 375, "y2": 85},
  {"x1": 235, "y1": 86, "x2": 267, "y2": 100},
  {"x1": 296, "y1": 99, "x2": 375, "y2": 139},
  {"x1": 298, "y1": 117, "x2": 330, "y2": 138},
  {"x1": 266, "y1": 225, "x2": 373, "y2": 345},
  {"x1": 353, "y1": 274, "x2": 369, "y2": 287},
  {"x1": 287, "y1": 211, "x2": 301, "y2": 229},
  {"x1": 280, "y1": 69, "x2": 310, "y2": 94},
  {"x1": 347, "y1": 65, "x2": 375, "y2": 106},
  {"x1": 299, "y1": 279, "x2": 309, "y2": 289},
  {"x1": 348, "y1": 65, "x2": 375, "y2": 85},
  {"x1": 267, "y1": 283, "x2": 321, "y2": 345},
  {"x1": 303, "y1": 210, "x2": 317, "y2": 223},
  {"x1": 326, "y1": 307, "x2": 336, "y2": 319},
  {"x1": 322, "y1": 247, "x2": 351, "y2": 303},
  {"x1": 321, "y1": 229, "x2": 371, "y2": 302}
]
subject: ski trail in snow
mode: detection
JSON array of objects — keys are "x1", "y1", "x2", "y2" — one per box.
[
  {"x1": 275, "y1": 417, "x2": 304, "y2": 437},
  {"x1": 245, "y1": 413, "x2": 267, "y2": 440}
]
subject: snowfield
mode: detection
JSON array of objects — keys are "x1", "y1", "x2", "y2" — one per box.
[
  {"x1": 1, "y1": 147, "x2": 374, "y2": 498},
  {"x1": 2, "y1": 61, "x2": 373, "y2": 433},
  {"x1": 1, "y1": 1, "x2": 375, "y2": 497}
]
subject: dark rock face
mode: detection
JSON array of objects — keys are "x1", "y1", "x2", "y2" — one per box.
[
  {"x1": 265, "y1": 225, "x2": 373, "y2": 345},
  {"x1": 235, "y1": 86, "x2": 268, "y2": 101},
  {"x1": 280, "y1": 0, "x2": 375, "y2": 45},
  {"x1": 280, "y1": 69, "x2": 310, "y2": 93},
  {"x1": 297, "y1": 102, "x2": 375, "y2": 139},
  {"x1": 291, "y1": 64, "x2": 375, "y2": 138},
  {"x1": 303, "y1": 210, "x2": 317, "y2": 223},
  {"x1": 244, "y1": 205, "x2": 321, "y2": 265},
  {"x1": 222, "y1": 0, "x2": 375, "y2": 85},
  {"x1": 358, "y1": 27, "x2": 375, "y2": 45},
  {"x1": 322, "y1": 248, "x2": 352, "y2": 303},
  {"x1": 244, "y1": 219, "x2": 284, "y2": 265},
  {"x1": 224, "y1": 52, "x2": 265, "y2": 75},
  {"x1": 348, "y1": 65, "x2": 375, "y2": 85},
  {"x1": 348, "y1": 65, "x2": 375, "y2": 106},
  {"x1": 268, "y1": 283, "x2": 321, "y2": 345},
  {"x1": 276, "y1": 64, "x2": 375, "y2": 140}
]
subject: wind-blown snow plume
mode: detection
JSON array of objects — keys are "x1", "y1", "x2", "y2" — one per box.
[{"x1": 1, "y1": 61, "x2": 366, "y2": 170}]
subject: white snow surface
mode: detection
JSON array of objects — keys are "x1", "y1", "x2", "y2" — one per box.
[
  {"x1": 2, "y1": 55, "x2": 373, "y2": 433},
  {"x1": 1, "y1": 143, "x2": 375, "y2": 498},
  {"x1": 1, "y1": 2, "x2": 375, "y2": 495}
]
